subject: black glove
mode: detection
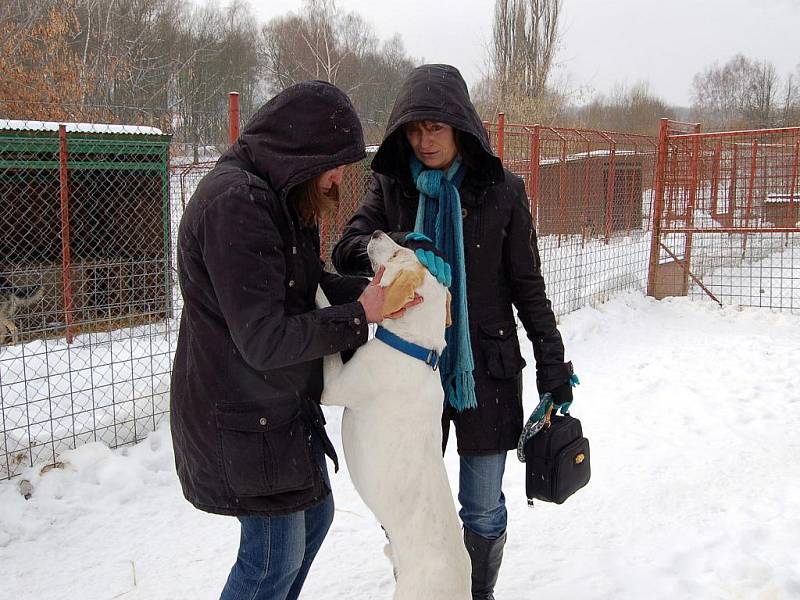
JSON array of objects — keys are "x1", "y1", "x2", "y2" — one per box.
[
  {"x1": 549, "y1": 380, "x2": 574, "y2": 407},
  {"x1": 537, "y1": 361, "x2": 579, "y2": 412}
]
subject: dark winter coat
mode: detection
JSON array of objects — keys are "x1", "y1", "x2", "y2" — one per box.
[
  {"x1": 171, "y1": 81, "x2": 369, "y2": 516},
  {"x1": 332, "y1": 64, "x2": 572, "y2": 455}
]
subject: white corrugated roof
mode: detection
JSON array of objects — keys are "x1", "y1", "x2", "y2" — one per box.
[{"x1": 0, "y1": 119, "x2": 164, "y2": 135}]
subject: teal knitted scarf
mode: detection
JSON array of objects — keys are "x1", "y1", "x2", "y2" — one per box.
[{"x1": 410, "y1": 156, "x2": 477, "y2": 412}]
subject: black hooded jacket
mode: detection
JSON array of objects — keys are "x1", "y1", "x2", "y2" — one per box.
[
  {"x1": 332, "y1": 65, "x2": 571, "y2": 455},
  {"x1": 171, "y1": 81, "x2": 369, "y2": 516}
]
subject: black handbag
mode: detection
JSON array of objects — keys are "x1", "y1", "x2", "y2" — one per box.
[{"x1": 517, "y1": 408, "x2": 590, "y2": 505}]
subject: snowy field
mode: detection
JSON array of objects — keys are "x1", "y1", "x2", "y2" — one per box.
[{"x1": 2, "y1": 292, "x2": 799, "y2": 599}]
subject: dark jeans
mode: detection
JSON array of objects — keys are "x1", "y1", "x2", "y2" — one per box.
[{"x1": 219, "y1": 447, "x2": 334, "y2": 600}]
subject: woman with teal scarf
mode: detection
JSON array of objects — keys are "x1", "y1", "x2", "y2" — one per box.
[{"x1": 333, "y1": 64, "x2": 576, "y2": 600}]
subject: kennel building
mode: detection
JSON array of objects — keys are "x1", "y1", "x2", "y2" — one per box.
[
  {"x1": 536, "y1": 150, "x2": 649, "y2": 237},
  {"x1": 0, "y1": 121, "x2": 172, "y2": 342}
]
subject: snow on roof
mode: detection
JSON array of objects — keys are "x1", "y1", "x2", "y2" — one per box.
[
  {"x1": 766, "y1": 193, "x2": 798, "y2": 203},
  {"x1": 0, "y1": 119, "x2": 164, "y2": 136},
  {"x1": 538, "y1": 148, "x2": 651, "y2": 166}
]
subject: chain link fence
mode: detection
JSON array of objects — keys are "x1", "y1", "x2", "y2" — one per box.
[
  {"x1": 648, "y1": 120, "x2": 800, "y2": 310},
  {"x1": 0, "y1": 115, "x2": 178, "y2": 479},
  {"x1": 3, "y1": 101, "x2": 797, "y2": 480},
  {"x1": 484, "y1": 118, "x2": 658, "y2": 314}
]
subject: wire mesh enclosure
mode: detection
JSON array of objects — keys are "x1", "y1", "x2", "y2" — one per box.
[
  {"x1": 648, "y1": 120, "x2": 800, "y2": 311},
  {"x1": 3, "y1": 102, "x2": 798, "y2": 481},
  {"x1": 0, "y1": 119, "x2": 175, "y2": 479},
  {"x1": 485, "y1": 117, "x2": 658, "y2": 314}
]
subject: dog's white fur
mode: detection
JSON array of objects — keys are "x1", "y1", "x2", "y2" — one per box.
[{"x1": 319, "y1": 232, "x2": 471, "y2": 600}]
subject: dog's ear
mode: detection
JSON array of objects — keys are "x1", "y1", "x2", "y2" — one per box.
[
  {"x1": 445, "y1": 289, "x2": 452, "y2": 328},
  {"x1": 382, "y1": 265, "x2": 425, "y2": 317}
]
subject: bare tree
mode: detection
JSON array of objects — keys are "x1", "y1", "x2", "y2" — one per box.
[
  {"x1": 491, "y1": 0, "x2": 561, "y2": 103},
  {"x1": 259, "y1": 0, "x2": 415, "y2": 139},
  {"x1": 576, "y1": 82, "x2": 673, "y2": 135},
  {"x1": 691, "y1": 55, "x2": 784, "y2": 129}
]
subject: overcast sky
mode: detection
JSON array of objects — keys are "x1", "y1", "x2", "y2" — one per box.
[{"x1": 246, "y1": 0, "x2": 800, "y2": 107}]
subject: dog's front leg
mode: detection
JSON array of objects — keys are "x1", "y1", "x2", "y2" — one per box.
[{"x1": 320, "y1": 355, "x2": 374, "y2": 409}]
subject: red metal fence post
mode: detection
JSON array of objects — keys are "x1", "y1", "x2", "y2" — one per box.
[
  {"x1": 742, "y1": 139, "x2": 759, "y2": 256},
  {"x1": 728, "y1": 143, "x2": 739, "y2": 224},
  {"x1": 604, "y1": 139, "x2": 618, "y2": 244},
  {"x1": 58, "y1": 124, "x2": 74, "y2": 344},
  {"x1": 710, "y1": 141, "x2": 721, "y2": 216},
  {"x1": 228, "y1": 91, "x2": 240, "y2": 145},
  {"x1": 682, "y1": 124, "x2": 702, "y2": 292},
  {"x1": 497, "y1": 112, "x2": 505, "y2": 163},
  {"x1": 646, "y1": 118, "x2": 670, "y2": 297},
  {"x1": 557, "y1": 133, "x2": 567, "y2": 244},
  {"x1": 789, "y1": 141, "x2": 799, "y2": 240},
  {"x1": 529, "y1": 125, "x2": 540, "y2": 226}
]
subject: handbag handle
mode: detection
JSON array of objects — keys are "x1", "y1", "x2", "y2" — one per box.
[{"x1": 516, "y1": 394, "x2": 555, "y2": 462}]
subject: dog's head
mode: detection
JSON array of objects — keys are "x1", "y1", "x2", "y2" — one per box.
[{"x1": 367, "y1": 231, "x2": 451, "y2": 330}]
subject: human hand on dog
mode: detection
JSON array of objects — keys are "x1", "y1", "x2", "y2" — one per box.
[{"x1": 358, "y1": 266, "x2": 423, "y2": 323}]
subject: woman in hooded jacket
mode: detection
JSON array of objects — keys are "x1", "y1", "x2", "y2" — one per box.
[
  {"x1": 332, "y1": 64, "x2": 577, "y2": 599},
  {"x1": 171, "y1": 81, "x2": 414, "y2": 600}
]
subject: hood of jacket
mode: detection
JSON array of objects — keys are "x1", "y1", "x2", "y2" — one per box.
[
  {"x1": 371, "y1": 64, "x2": 504, "y2": 186},
  {"x1": 222, "y1": 80, "x2": 366, "y2": 196}
]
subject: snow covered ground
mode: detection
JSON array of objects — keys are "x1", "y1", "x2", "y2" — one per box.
[{"x1": 2, "y1": 292, "x2": 799, "y2": 600}]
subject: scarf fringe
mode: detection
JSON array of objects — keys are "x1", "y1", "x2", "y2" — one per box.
[{"x1": 446, "y1": 372, "x2": 478, "y2": 412}]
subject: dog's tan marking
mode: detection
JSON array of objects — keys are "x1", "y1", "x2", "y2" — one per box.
[{"x1": 382, "y1": 263, "x2": 425, "y2": 317}]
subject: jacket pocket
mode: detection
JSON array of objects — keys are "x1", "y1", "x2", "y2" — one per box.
[
  {"x1": 216, "y1": 401, "x2": 314, "y2": 497},
  {"x1": 478, "y1": 322, "x2": 527, "y2": 379}
]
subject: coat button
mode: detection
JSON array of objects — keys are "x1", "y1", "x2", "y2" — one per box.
[
  {"x1": 259, "y1": 417, "x2": 267, "y2": 426},
  {"x1": 353, "y1": 317, "x2": 361, "y2": 325},
  {"x1": 288, "y1": 279, "x2": 295, "y2": 287},
  {"x1": 462, "y1": 208, "x2": 468, "y2": 218}
]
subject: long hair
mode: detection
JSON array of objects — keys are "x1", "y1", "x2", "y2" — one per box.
[{"x1": 290, "y1": 175, "x2": 340, "y2": 227}]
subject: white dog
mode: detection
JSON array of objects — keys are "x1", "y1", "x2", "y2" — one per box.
[{"x1": 320, "y1": 231, "x2": 471, "y2": 600}]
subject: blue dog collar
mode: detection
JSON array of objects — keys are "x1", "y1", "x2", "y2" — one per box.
[{"x1": 375, "y1": 326, "x2": 440, "y2": 370}]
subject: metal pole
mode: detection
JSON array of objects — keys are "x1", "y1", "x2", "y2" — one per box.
[
  {"x1": 530, "y1": 125, "x2": 540, "y2": 227},
  {"x1": 497, "y1": 112, "x2": 505, "y2": 163},
  {"x1": 789, "y1": 141, "x2": 799, "y2": 234},
  {"x1": 228, "y1": 91, "x2": 241, "y2": 145},
  {"x1": 710, "y1": 141, "x2": 721, "y2": 216},
  {"x1": 604, "y1": 141, "x2": 617, "y2": 244},
  {"x1": 646, "y1": 118, "x2": 670, "y2": 297},
  {"x1": 58, "y1": 124, "x2": 74, "y2": 344},
  {"x1": 683, "y1": 127, "x2": 701, "y2": 294},
  {"x1": 728, "y1": 143, "x2": 739, "y2": 225},
  {"x1": 742, "y1": 140, "x2": 759, "y2": 256},
  {"x1": 558, "y1": 136, "x2": 567, "y2": 242}
]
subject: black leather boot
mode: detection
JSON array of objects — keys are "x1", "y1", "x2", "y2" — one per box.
[{"x1": 464, "y1": 527, "x2": 507, "y2": 600}]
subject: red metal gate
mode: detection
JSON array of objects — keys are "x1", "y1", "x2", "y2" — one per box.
[{"x1": 647, "y1": 119, "x2": 800, "y2": 310}]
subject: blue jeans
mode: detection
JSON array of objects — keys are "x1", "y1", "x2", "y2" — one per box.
[
  {"x1": 220, "y1": 449, "x2": 334, "y2": 600},
  {"x1": 458, "y1": 452, "x2": 508, "y2": 539}
]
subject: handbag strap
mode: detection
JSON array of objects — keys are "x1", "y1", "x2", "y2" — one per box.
[{"x1": 516, "y1": 393, "x2": 555, "y2": 462}]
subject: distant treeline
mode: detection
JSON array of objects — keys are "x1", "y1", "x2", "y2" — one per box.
[{"x1": 1, "y1": 0, "x2": 796, "y2": 153}]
